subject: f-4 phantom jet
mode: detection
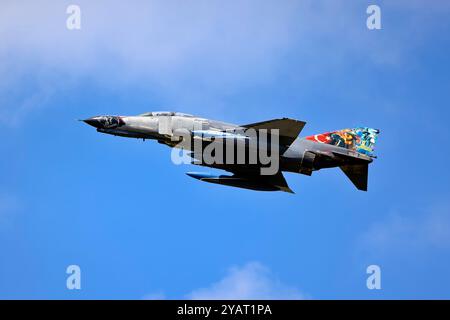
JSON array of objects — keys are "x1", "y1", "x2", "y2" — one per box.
[{"x1": 82, "y1": 111, "x2": 379, "y2": 193}]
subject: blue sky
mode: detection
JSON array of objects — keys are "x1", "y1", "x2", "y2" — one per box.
[{"x1": 1, "y1": 0, "x2": 450, "y2": 299}]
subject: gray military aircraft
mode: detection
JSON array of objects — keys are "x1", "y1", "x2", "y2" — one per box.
[{"x1": 82, "y1": 111, "x2": 379, "y2": 193}]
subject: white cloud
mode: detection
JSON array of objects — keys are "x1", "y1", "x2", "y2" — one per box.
[
  {"x1": 2, "y1": 0, "x2": 449, "y2": 125},
  {"x1": 362, "y1": 202, "x2": 450, "y2": 253},
  {"x1": 142, "y1": 292, "x2": 166, "y2": 300},
  {"x1": 0, "y1": 0, "x2": 301, "y2": 123},
  {"x1": 185, "y1": 262, "x2": 306, "y2": 300}
]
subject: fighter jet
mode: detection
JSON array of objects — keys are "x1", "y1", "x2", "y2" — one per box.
[{"x1": 82, "y1": 111, "x2": 379, "y2": 193}]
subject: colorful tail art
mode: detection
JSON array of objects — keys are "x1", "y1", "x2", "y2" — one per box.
[{"x1": 305, "y1": 127, "x2": 380, "y2": 156}]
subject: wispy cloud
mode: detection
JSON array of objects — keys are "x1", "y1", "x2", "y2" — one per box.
[
  {"x1": 0, "y1": 0, "x2": 301, "y2": 123},
  {"x1": 4, "y1": 0, "x2": 448, "y2": 124},
  {"x1": 185, "y1": 262, "x2": 306, "y2": 300},
  {"x1": 141, "y1": 262, "x2": 306, "y2": 300},
  {"x1": 361, "y1": 201, "x2": 450, "y2": 254},
  {"x1": 142, "y1": 292, "x2": 166, "y2": 300}
]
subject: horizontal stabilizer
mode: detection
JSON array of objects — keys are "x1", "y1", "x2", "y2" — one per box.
[
  {"x1": 241, "y1": 118, "x2": 306, "y2": 147},
  {"x1": 340, "y1": 163, "x2": 368, "y2": 191}
]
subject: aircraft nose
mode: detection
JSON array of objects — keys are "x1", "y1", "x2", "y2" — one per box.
[{"x1": 82, "y1": 117, "x2": 103, "y2": 128}]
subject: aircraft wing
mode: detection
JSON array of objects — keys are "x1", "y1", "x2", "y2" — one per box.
[
  {"x1": 186, "y1": 170, "x2": 294, "y2": 193},
  {"x1": 240, "y1": 118, "x2": 306, "y2": 147}
]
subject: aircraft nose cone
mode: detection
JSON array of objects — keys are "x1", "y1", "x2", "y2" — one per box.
[{"x1": 82, "y1": 118, "x2": 102, "y2": 128}]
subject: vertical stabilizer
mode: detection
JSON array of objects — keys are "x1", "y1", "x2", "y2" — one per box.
[{"x1": 305, "y1": 127, "x2": 379, "y2": 157}]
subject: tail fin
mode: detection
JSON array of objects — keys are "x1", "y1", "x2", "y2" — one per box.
[
  {"x1": 305, "y1": 127, "x2": 379, "y2": 157},
  {"x1": 340, "y1": 163, "x2": 368, "y2": 191}
]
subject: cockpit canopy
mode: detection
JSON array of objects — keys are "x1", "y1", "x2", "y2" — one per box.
[{"x1": 138, "y1": 111, "x2": 194, "y2": 117}]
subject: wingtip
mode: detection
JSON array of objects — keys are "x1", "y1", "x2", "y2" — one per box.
[{"x1": 279, "y1": 186, "x2": 295, "y2": 194}]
